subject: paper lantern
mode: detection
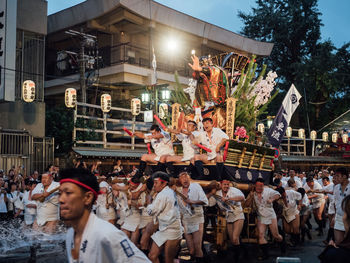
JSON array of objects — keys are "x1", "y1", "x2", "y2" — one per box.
[
  {"x1": 298, "y1": 128, "x2": 305, "y2": 139},
  {"x1": 322, "y1": 132, "x2": 328, "y2": 142},
  {"x1": 159, "y1": 103, "x2": 168, "y2": 119},
  {"x1": 131, "y1": 98, "x2": 141, "y2": 116},
  {"x1": 65, "y1": 88, "x2": 77, "y2": 108},
  {"x1": 101, "y1": 94, "x2": 112, "y2": 113},
  {"x1": 342, "y1": 134, "x2": 349, "y2": 144},
  {"x1": 310, "y1": 130, "x2": 317, "y2": 140},
  {"x1": 257, "y1": 123, "x2": 265, "y2": 133},
  {"x1": 286, "y1": 127, "x2": 292, "y2": 138},
  {"x1": 331, "y1": 133, "x2": 338, "y2": 143},
  {"x1": 22, "y1": 80, "x2": 35, "y2": 102}
]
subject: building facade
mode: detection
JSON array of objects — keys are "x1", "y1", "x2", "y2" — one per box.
[{"x1": 0, "y1": 0, "x2": 53, "y2": 173}]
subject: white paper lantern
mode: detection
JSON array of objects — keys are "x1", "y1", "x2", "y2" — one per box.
[
  {"x1": 331, "y1": 133, "x2": 338, "y2": 143},
  {"x1": 65, "y1": 88, "x2": 77, "y2": 108},
  {"x1": 342, "y1": 134, "x2": 349, "y2": 144},
  {"x1": 298, "y1": 128, "x2": 305, "y2": 139},
  {"x1": 322, "y1": 132, "x2": 328, "y2": 142},
  {"x1": 257, "y1": 123, "x2": 265, "y2": 133},
  {"x1": 131, "y1": 98, "x2": 141, "y2": 116},
  {"x1": 310, "y1": 130, "x2": 317, "y2": 140},
  {"x1": 286, "y1": 127, "x2": 292, "y2": 138},
  {"x1": 22, "y1": 80, "x2": 35, "y2": 102},
  {"x1": 101, "y1": 94, "x2": 112, "y2": 113},
  {"x1": 159, "y1": 103, "x2": 168, "y2": 119}
]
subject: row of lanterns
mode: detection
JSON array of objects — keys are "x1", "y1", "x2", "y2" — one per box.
[
  {"x1": 257, "y1": 123, "x2": 349, "y2": 144},
  {"x1": 64, "y1": 88, "x2": 169, "y2": 118}
]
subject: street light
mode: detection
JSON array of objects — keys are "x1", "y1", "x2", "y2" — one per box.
[
  {"x1": 310, "y1": 130, "x2": 317, "y2": 140},
  {"x1": 286, "y1": 127, "x2": 292, "y2": 138},
  {"x1": 267, "y1": 116, "x2": 274, "y2": 128},
  {"x1": 322, "y1": 132, "x2": 328, "y2": 142},
  {"x1": 166, "y1": 38, "x2": 178, "y2": 52},
  {"x1": 141, "y1": 92, "x2": 150, "y2": 103},
  {"x1": 161, "y1": 89, "x2": 171, "y2": 101}
]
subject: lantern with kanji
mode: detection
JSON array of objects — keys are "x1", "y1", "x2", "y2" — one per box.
[
  {"x1": 101, "y1": 94, "x2": 112, "y2": 113},
  {"x1": 131, "y1": 98, "x2": 141, "y2": 116},
  {"x1": 65, "y1": 88, "x2": 77, "y2": 108},
  {"x1": 22, "y1": 80, "x2": 35, "y2": 103}
]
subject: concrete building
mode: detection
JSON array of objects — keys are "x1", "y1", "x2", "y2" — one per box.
[
  {"x1": 45, "y1": 0, "x2": 274, "y2": 163},
  {"x1": 45, "y1": 0, "x2": 273, "y2": 104},
  {"x1": 0, "y1": 0, "x2": 53, "y2": 173}
]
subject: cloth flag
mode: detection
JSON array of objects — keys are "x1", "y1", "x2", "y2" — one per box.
[
  {"x1": 267, "y1": 84, "x2": 302, "y2": 147},
  {"x1": 151, "y1": 47, "x2": 157, "y2": 85}
]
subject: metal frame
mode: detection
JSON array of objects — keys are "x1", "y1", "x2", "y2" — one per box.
[{"x1": 73, "y1": 102, "x2": 147, "y2": 149}]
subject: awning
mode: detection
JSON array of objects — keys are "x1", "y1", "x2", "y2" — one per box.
[
  {"x1": 280, "y1": 155, "x2": 350, "y2": 163},
  {"x1": 72, "y1": 147, "x2": 147, "y2": 158}
]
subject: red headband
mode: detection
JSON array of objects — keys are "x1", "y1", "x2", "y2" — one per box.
[
  {"x1": 256, "y1": 182, "x2": 264, "y2": 186},
  {"x1": 129, "y1": 180, "x2": 140, "y2": 186},
  {"x1": 60, "y1": 179, "x2": 100, "y2": 198},
  {"x1": 154, "y1": 178, "x2": 168, "y2": 184}
]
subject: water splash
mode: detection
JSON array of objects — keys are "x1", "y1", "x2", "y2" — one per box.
[{"x1": 0, "y1": 219, "x2": 67, "y2": 262}]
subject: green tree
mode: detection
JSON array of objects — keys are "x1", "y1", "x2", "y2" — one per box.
[
  {"x1": 239, "y1": 0, "x2": 350, "y2": 130},
  {"x1": 46, "y1": 105, "x2": 74, "y2": 154}
]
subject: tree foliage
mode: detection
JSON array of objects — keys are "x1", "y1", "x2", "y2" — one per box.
[{"x1": 239, "y1": 0, "x2": 350, "y2": 130}]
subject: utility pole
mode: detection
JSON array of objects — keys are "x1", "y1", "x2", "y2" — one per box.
[{"x1": 65, "y1": 30, "x2": 97, "y2": 110}]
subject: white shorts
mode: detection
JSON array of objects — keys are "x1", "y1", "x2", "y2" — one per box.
[
  {"x1": 182, "y1": 213, "x2": 204, "y2": 234},
  {"x1": 226, "y1": 211, "x2": 245, "y2": 223},
  {"x1": 122, "y1": 211, "x2": 141, "y2": 232},
  {"x1": 283, "y1": 211, "x2": 299, "y2": 224},
  {"x1": 139, "y1": 215, "x2": 153, "y2": 229},
  {"x1": 311, "y1": 198, "x2": 325, "y2": 209},
  {"x1": 24, "y1": 214, "x2": 36, "y2": 225},
  {"x1": 334, "y1": 213, "x2": 345, "y2": 231},
  {"x1": 258, "y1": 215, "x2": 277, "y2": 225},
  {"x1": 328, "y1": 202, "x2": 335, "y2": 215},
  {"x1": 151, "y1": 220, "x2": 183, "y2": 247}
]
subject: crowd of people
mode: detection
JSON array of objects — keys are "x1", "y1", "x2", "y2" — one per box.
[
  {"x1": 1, "y1": 160, "x2": 350, "y2": 262},
  {"x1": 0, "y1": 119, "x2": 350, "y2": 262}
]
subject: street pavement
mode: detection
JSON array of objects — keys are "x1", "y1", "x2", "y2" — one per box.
[{"x1": 179, "y1": 219, "x2": 326, "y2": 263}]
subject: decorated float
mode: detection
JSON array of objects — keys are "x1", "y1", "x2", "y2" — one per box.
[{"x1": 149, "y1": 52, "x2": 279, "y2": 185}]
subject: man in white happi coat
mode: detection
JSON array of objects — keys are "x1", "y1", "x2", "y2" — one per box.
[
  {"x1": 146, "y1": 172, "x2": 183, "y2": 263},
  {"x1": 134, "y1": 124, "x2": 175, "y2": 178},
  {"x1": 176, "y1": 171, "x2": 208, "y2": 262},
  {"x1": 282, "y1": 170, "x2": 302, "y2": 189},
  {"x1": 276, "y1": 186, "x2": 302, "y2": 245},
  {"x1": 322, "y1": 176, "x2": 335, "y2": 243},
  {"x1": 31, "y1": 173, "x2": 60, "y2": 233},
  {"x1": 208, "y1": 179, "x2": 245, "y2": 262},
  {"x1": 95, "y1": 181, "x2": 116, "y2": 225},
  {"x1": 193, "y1": 117, "x2": 229, "y2": 180},
  {"x1": 22, "y1": 180, "x2": 38, "y2": 226},
  {"x1": 121, "y1": 177, "x2": 145, "y2": 244},
  {"x1": 333, "y1": 167, "x2": 350, "y2": 245},
  {"x1": 247, "y1": 178, "x2": 284, "y2": 260},
  {"x1": 304, "y1": 176, "x2": 325, "y2": 236},
  {"x1": 164, "y1": 120, "x2": 199, "y2": 176},
  {"x1": 59, "y1": 168, "x2": 150, "y2": 263}
]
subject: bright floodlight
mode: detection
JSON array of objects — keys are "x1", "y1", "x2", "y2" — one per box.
[
  {"x1": 191, "y1": 49, "x2": 196, "y2": 55},
  {"x1": 166, "y1": 38, "x2": 178, "y2": 51}
]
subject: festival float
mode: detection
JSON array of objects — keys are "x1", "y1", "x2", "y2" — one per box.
[
  {"x1": 146, "y1": 52, "x2": 279, "y2": 185},
  {"x1": 139, "y1": 52, "x2": 280, "y2": 247}
]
